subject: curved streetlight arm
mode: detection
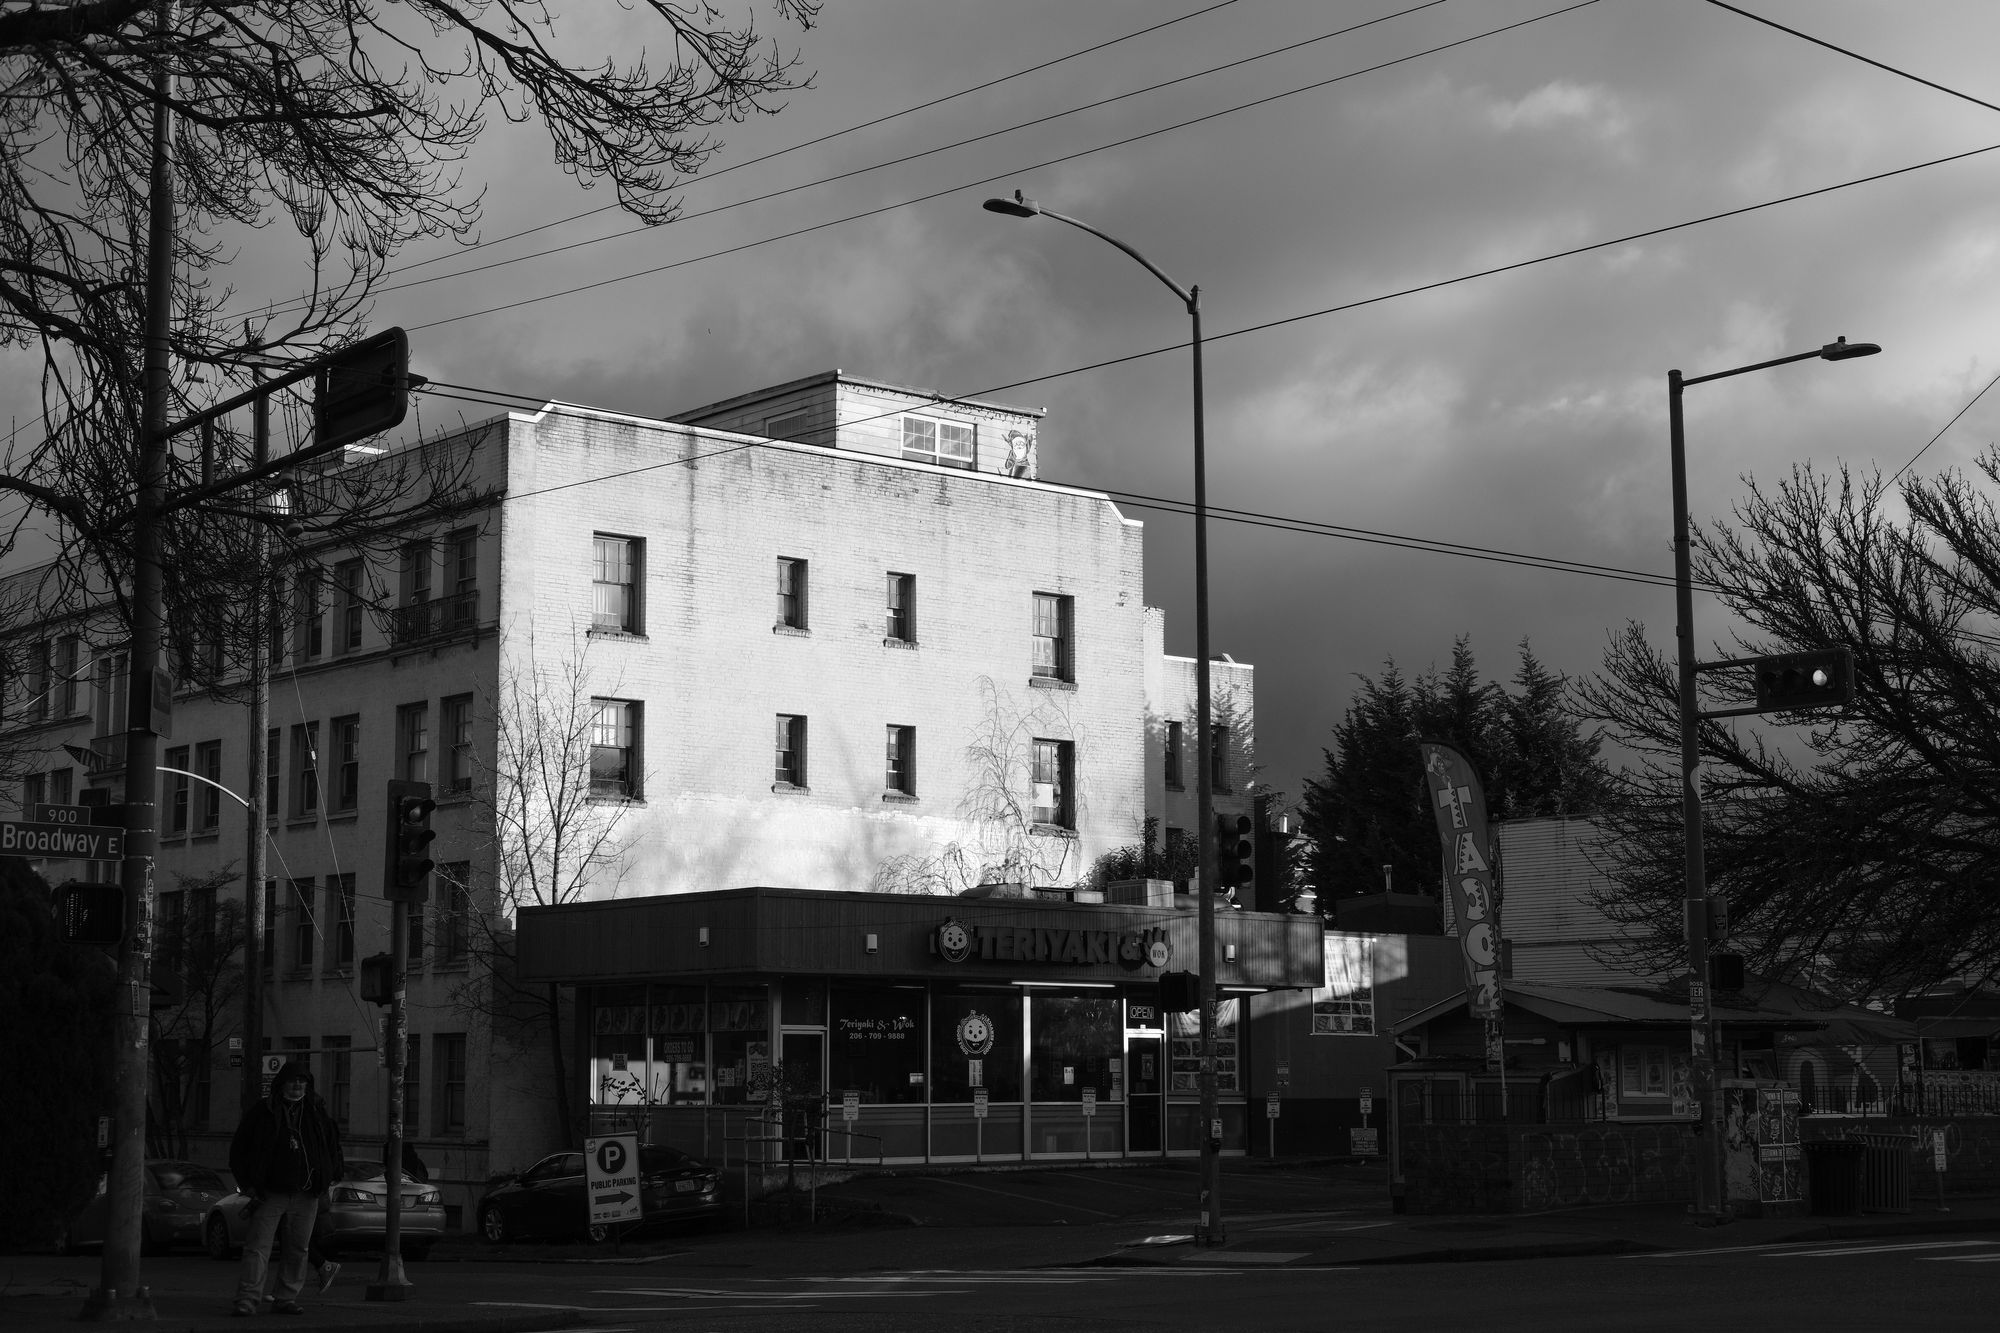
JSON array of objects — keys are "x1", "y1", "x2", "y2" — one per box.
[{"x1": 1035, "y1": 208, "x2": 1198, "y2": 312}]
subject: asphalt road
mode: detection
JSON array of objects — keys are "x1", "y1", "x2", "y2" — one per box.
[
  {"x1": 44, "y1": 1233, "x2": 1989, "y2": 1333},
  {"x1": 452, "y1": 1238, "x2": 1999, "y2": 1331}
]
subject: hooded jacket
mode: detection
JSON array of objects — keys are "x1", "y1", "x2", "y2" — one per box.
[{"x1": 230, "y1": 1060, "x2": 345, "y2": 1195}]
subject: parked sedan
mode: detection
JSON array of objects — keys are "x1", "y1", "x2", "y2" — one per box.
[
  {"x1": 203, "y1": 1162, "x2": 446, "y2": 1260},
  {"x1": 60, "y1": 1161, "x2": 237, "y2": 1255},
  {"x1": 478, "y1": 1145, "x2": 722, "y2": 1243}
]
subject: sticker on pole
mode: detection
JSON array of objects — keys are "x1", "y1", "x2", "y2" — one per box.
[{"x1": 584, "y1": 1133, "x2": 643, "y2": 1226}]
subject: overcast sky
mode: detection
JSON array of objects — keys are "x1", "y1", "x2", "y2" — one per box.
[{"x1": 28, "y1": 0, "x2": 2000, "y2": 810}]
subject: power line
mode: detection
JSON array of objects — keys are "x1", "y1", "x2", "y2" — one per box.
[
  {"x1": 402, "y1": 0, "x2": 1606, "y2": 333},
  {"x1": 1890, "y1": 365, "x2": 2000, "y2": 484},
  {"x1": 1704, "y1": 0, "x2": 2000, "y2": 118},
  {"x1": 317, "y1": 0, "x2": 1456, "y2": 314},
  {"x1": 382, "y1": 0, "x2": 1251, "y2": 281}
]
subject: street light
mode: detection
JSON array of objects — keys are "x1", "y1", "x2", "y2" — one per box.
[
  {"x1": 983, "y1": 189, "x2": 1227, "y2": 1244},
  {"x1": 1667, "y1": 334, "x2": 1879, "y2": 1222}
]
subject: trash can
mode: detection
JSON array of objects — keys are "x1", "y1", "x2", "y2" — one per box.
[
  {"x1": 1860, "y1": 1132, "x2": 1916, "y2": 1213},
  {"x1": 1806, "y1": 1138, "x2": 1866, "y2": 1216}
]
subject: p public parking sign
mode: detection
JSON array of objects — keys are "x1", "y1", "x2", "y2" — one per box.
[{"x1": 584, "y1": 1134, "x2": 643, "y2": 1226}]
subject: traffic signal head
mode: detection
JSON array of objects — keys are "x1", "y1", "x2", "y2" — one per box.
[
  {"x1": 1215, "y1": 813, "x2": 1254, "y2": 898},
  {"x1": 384, "y1": 779, "x2": 436, "y2": 903},
  {"x1": 1159, "y1": 969, "x2": 1200, "y2": 1013},
  {"x1": 359, "y1": 953, "x2": 396, "y2": 1005},
  {"x1": 1753, "y1": 647, "x2": 1854, "y2": 713}
]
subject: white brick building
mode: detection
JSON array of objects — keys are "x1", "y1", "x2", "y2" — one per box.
[{"x1": 4, "y1": 370, "x2": 1255, "y2": 1211}]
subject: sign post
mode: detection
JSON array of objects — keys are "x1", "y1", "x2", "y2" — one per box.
[{"x1": 1934, "y1": 1129, "x2": 1949, "y2": 1212}]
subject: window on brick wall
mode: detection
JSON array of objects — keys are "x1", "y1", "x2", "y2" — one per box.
[
  {"x1": 323, "y1": 1036, "x2": 352, "y2": 1128},
  {"x1": 1032, "y1": 593, "x2": 1073, "y2": 682},
  {"x1": 290, "y1": 877, "x2": 316, "y2": 969},
  {"x1": 593, "y1": 535, "x2": 642, "y2": 633},
  {"x1": 399, "y1": 702, "x2": 429, "y2": 783},
  {"x1": 196, "y1": 740, "x2": 222, "y2": 832},
  {"x1": 331, "y1": 873, "x2": 355, "y2": 969},
  {"x1": 164, "y1": 745, "x2": 190, "y2": 836},
  {"x1": 776, "y1": 557, "x2": 808, "y2": 630},
  {"x1": 1165, "y1": 721, "x2": 1185, "y2": 791},
  {"x1": 294, "y1": 566, "x2": 324, "y2": 660},
  {"x1": 443, "y1": 694, "x2": 474, "y2": 793},
  {"x1": 265, "y1": 729, "x2": 281, "y2": 825},
  {"x1": 886, "y1": 573, "x2": 915, "y2": 644},
  {"x1": 1031, "y1": 739, "x2": 1075, "y2": 828},
  {"x1": 333, "y1": 559, "x2": 364, "y2": 654},
  {"x1": 590, "y1": 700, "x2": 639, "y2": 798},
  {"x1": 331, "y1": 715, "x2": 359, "y2": 813},
  {"x1": 886, "y1": 725, "x2": 915, "y2": 797},
  {"x1": 290, "y1": 722, "x2": 320, "y2": 818},
  {"x1": 435, "y1": 1034, "x2": 467, "y2": 1135},
  {"x1": 775, "y1": 714, "x2": 807, "y2": 789}
]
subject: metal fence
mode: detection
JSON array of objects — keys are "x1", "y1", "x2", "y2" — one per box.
[{"x1": 1395, "y1": 1084, "x2": 1606, "y2": 1128}]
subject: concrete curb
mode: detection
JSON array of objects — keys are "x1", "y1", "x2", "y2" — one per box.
[{"x1": 0, "y1": 1297, "x2": 582, "y2": 1333}]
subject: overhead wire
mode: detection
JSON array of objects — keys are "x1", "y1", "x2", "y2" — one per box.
[
  {"x1": 293, "y1": 0, "x2": 1459, "y2": 315},
  {"x1": 401, "y1": 0, "x2": 1606, "y2": 333},
  {"x1": 1698, "y1": 0, "x2": 2000, "y2": 484},
  {"x1": 382, "y1": 0, "x2": 1254, "y2": 281}
]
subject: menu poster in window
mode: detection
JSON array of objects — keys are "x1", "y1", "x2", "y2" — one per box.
[
  {"x1": 1620, "y1": 1045, "x2": 1643, "y2": 1096},
  {"x1": 1312, "y1": 934, "x2": 1375, "y2": 1036}
]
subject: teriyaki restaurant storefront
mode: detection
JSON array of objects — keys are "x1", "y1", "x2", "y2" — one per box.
[{"x1": 517, "y1": 887, "x2": 1324, "y2": 1165}]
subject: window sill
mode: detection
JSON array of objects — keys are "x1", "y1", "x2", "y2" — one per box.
[
  {"x1": 1165, "y1": 782, "x2": 1185, "y2": 793},
  {"x1": 1030, "y1": 823, "x2": 1079, "y2": 839},
  {"x1": 771, "y1": 782, "x2": 811, "y2": 795},
  {"x1": 192, "y1": 832, "x2": 221, "y2": 844},
  {"x1": 773, "y1": 625, "x2": 811, "y2": 638},
  {"x1": 588, "y1": 627, "x2": 648, "y2": 642},
  {"x1": 431, "y1": 960, "x2": 471, "y2": 973},
  {"x1": 437, "y1": 787, "x2": 476, "y2": 805},
  {"x1": 325, "y1": 812, "x2": 359, "y2": 825},
  {"x1": 883, "y1": 637, "x2": 918, "y2": 651},
  {"x1": 285, "y1": 816, "x2": 320, "y2": 829},
  {"x1": 161, "y1": 833, "x2": 188, "y2": 845},
  {"x1": 1029, "y1": 676, "x2": 1077, "y2": 692},
  {"x1": 881, "y1": 792, "x2": 918, "y2": 805},
  {"x1": 586, "y1": 793, "x2": 645, "y2": 806}
]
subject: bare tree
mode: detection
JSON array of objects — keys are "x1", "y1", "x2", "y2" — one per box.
[
  {"x1": 1580, "y1": 457, "x2": 2000, "y2": 1002},
  {"x1": 871, "y1": 676, "x2": 1087, "y2": 894},
  {"x1": 0, "y1": 0, "x2": 820, "y2": 693},
  {"x1": 453, "y1": 623, "x2": 634, "y2": 1145}
]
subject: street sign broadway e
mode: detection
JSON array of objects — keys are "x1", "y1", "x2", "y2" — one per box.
[
  {"x1": 0, "y1": 818, "x2": 125, "y2": 860},
  {"x1": 584, "y1": 1134, "x2": 643, "y2": 1227}
]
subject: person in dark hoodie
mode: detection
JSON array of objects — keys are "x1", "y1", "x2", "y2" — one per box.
[{"x1": 228, "y1": 1061, "x2": 344, "y2": 1316}]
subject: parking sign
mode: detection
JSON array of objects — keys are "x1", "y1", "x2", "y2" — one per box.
[{"x1": 584, "y1": 1134, "x2": 643, "y2": 1226}]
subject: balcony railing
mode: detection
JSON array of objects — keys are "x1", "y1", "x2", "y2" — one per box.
[{"x1": 387, "y1": 591, "x2": 480, "y2": 647}]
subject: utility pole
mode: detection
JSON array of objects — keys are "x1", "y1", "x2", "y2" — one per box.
[
  {"x1": 84, "y1": 2, "x2": 173, "y2": 1317},
  {"x1": 240, "y1": 345, "x2": 269, "y2": 1117}
]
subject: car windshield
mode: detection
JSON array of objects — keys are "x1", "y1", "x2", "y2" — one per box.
[{"x1": 152, "y1": 1164, "x2": 229, "y2": 1191}]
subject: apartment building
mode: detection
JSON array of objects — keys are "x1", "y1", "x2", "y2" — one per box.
[{"x1": 3, "y1": 370, "x2": 1257, "y2": 1204}]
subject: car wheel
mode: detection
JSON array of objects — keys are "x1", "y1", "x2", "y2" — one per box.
[
  {"x1": 585, "y1": 1223, "x2": 608, "y2": 1245},
  {"x1": 480, "y1": 1205, "x2": 510, "y2": 1244},
  {"x1": 138, "y1": 1222, "x2": 162, "y2": 1257},
  {"x1": 205, "y1": 1216, "x2": 234, "y2": 1260}
]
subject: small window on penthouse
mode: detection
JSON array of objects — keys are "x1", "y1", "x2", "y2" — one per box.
[{"x1": 902, "y1": 414, "x2": 975, "y2": 469}]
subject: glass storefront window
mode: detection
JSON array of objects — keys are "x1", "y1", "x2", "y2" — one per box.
[
  {"x1": 1030, "y1": 995, "x2": 1123, "y2": 1103},
  {"x1": 1167, "y1": 997, "x2": 1240, "y2": 1094},
  {"x1": 829, "y1": 987, "x2": 926, "y2": 1104},
  {"x1": 710, "y1": 985, "x2": 771, "y2": 1106},
  {"x1": 930, "y1": 991, "x2": 1022, "y2": 1102},
  {"x1": 647, "y1": 986, "x2": 707, "y2": 1104},
  {"x1": 782, "y1": 977, "x2": 827, "y2": 1026},
  {"x1": 590, "y1": 985, "x2": 648, "y2": 1105}
]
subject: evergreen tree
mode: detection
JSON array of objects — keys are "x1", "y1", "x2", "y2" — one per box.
[
  {"x1": 0, "y1": 858, "x2": 117, "y2": 1252},
  {"x1": 1303, "y1": 637, "x2": 1610, "y2": 913}
]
